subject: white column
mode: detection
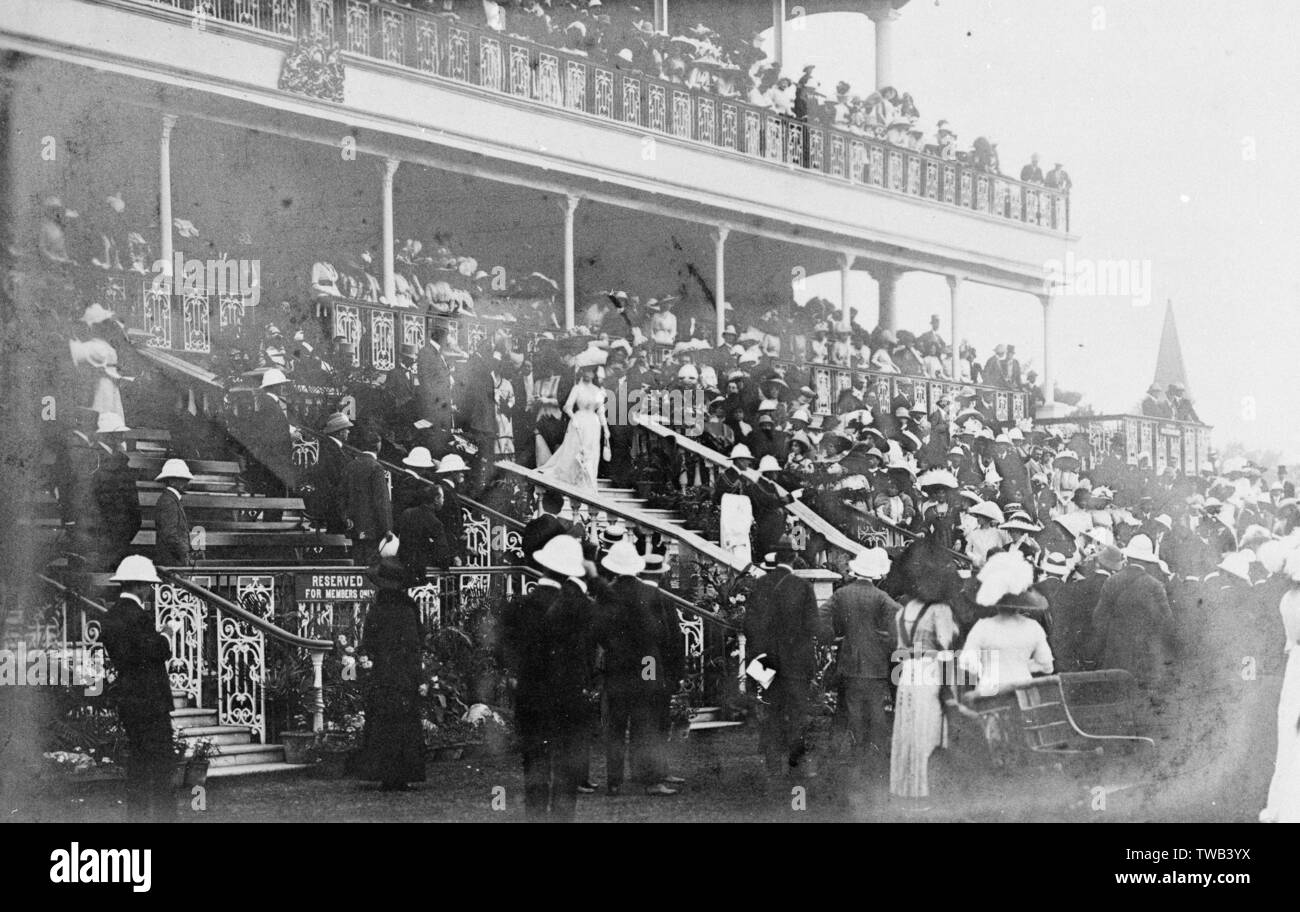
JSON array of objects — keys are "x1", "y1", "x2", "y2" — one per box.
[
  {"x1": 1039, "y1": 290, "x2": 1056, "y2": 417},
  {"x1": 563, "y1": 195, "x2": 580, "y2": 332},
  {"x1": 159, "y1": 114, "x2": 177, "y2": 281},
  {"x1": 873, "y1": 263, "x2": 898, "y2": 331},
  {"x1": 713, "y1": 226, "x2": 729, "y2": 343},
  {"x1": 381, "y1": 157, "x2": 400, "y2": 304},
  {"x1": 772, "y1": 0, "x2": 786, "y2": 63},
  {"x1": 655, "y1": 0, "x2": 669, "y2": 34},
  {"x1": 866, "y1": 0, "x2": 901, "y2": 91},
  {"x1": 839, "y1": 252, "x2": 856, "y2": 332},
  {"x1": 947, "y1": 274, "x2": 963, "y2": 361}
]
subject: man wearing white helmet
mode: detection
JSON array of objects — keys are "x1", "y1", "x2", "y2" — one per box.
[
  {"x1": 818, "y1": 548, "x2": 901, "y2": 791},
  {"x1": 240, "y1": 367, "x2": 298, "y2": 520},
  {"x1": 101, "y1": 555, "x2": 174, "y2": 821},
  {"x1": 153, "y1": 458, "x2": 193, "y2": 566}
]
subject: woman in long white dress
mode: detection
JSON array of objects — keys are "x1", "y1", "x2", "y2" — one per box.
[
  {"x1": 890, "y1": 594, "x2": 959, "y2": 799},
  {"x1": 1261, "y1": 581, "x2": 1300, "y2": 822},
  {"x1": 537, "y1": 362, "x2": 611, "y2": 493}
]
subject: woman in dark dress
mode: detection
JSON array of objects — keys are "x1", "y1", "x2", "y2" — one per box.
[{"x1": 355, "y1": 556, "x2": 426, "y2": 791}]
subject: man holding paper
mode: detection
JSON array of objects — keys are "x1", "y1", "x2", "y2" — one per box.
[{"x1": 744, "y1": 537, "x2": 820, "y2": 779}]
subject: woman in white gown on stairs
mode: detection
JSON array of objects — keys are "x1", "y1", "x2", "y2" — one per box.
[{"x1": 537, "y1": 356, "x2": 611, "y2": 494}]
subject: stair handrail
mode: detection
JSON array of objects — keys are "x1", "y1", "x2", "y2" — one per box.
[
  {"x1": 37, "y1": 573, "x2": 110, "y2": 615},
  {"x1": 157, "y1": 568, "x2": 334, "y2": 732},
  {"x1": 495, "y1": 460, "x2": 753, "y2": 575}
]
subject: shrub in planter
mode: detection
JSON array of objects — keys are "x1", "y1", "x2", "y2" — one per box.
[{"x1": 280, "y1": 731, "x2": 317, "y2": 765}]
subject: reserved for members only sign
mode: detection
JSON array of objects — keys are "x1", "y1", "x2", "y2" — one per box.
[{"x1": 295, "y1": 572, "x2": 375, "y2": 603}]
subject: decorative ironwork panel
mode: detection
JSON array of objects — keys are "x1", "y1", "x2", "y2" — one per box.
[
  {"x1": 218, "y1": 576, "x2": 271, "y2": 740},
  {"x1": 742, "y1": 109, "x2": 762, "y2": 156},
  {"x1": 1025, "y1": 190, "x2": 1039, "y2": 225},
  {"x1": 696, "y1": 95, "x2": 716, "y2": 145},
  {"x1": 867, "y1": 144, "x2": 884, "y2": 186},
  {"x1": 847, "y1": 139, "x2": 865, "y2": 183},
  {"x1": 292, "y1": 433, "x2": 319, "y2": 469},
  {"x1": 447, "y1": 27, "x2": 469, "y2": 81},
  {"x1": 1012, "y1": 393, "x2": 1026, "y2": 422},
  {"x1": 1009, "y1": 183, "x2": 1022, "y2": 221},
  {"x1": 307, "y1": 0, "x2": 334, "y2": 43},
  {"x1": 566, "y1": 60, "x2": 588, "y2": 111},
  {"x1": 154, "y1": 582, "x2": 205, "y2": 707},
  {"x1": 993, "y1": 180, "x2": 1008, "y2": 217},
  {"x1": 960, "y1": 171, "x2": 973, "y2": 207},
  {"x1": 461, "y1": 507, "x2": 491, "y2": 566},
  {"x1": 647, "y1": 83, "x2": 667, "y2": 132},
  {"x1": 268, "y1": 0, "x2": 297, "y2": 37},
  {"x1": 808, "y1": 127, "x2": 824, "y2": 171},
  {"x1": 995, "y1": 392, "x2": 1009, "y2": 422},
  {"x1": 943, "y1": 165, "x2": 956, "y2": 204},
  {"x1": 370, "y1": 309, "x2": 395, "y2": 371},
  {"x1": 874, "y1": 377, "x2": 893, "y2": 404},
  {"x1": 1139, "y1": 420, "x2": 1154, "y2": 465},
  {"x1": 906, "y1": 155, "x2": 922, "y2": 194},
  {"x1": 812, "y1": 368, "x2": 832, "y2": 416},
  {"x1": 787, "y1": 122, "x2": 806, "y2": 165},
  {"x1": 378, "y1": 6, "x2": 405, "y2": 64},
  {"x1": 764, "y1": 115, "x2": 784, "y2": 161},
  {"x1": 409, "y1": 583, "x2": 442, "y2": 628},
  {"x1": 925, "y1": 161, "x2": 939, "y2": 199},
  {"x1": 720, "y1": 103, "x2": 738, "y2": 149},
  {"x1": 836, "y1": 369, "x2": 853, "y2": 400},
  {"x1": 536, "y1": 53, "x2": 562, "y2": 105},
  {"x1": 343, "y1": 0, "x2": 369, "y2": 54},
  {"x1": 140, "y1": 285, "x2": 172, "y2": 349},
  {"x1": 507, "y1": 44, "x2": 530, "y2": 95},
  {"x1": 401, "y1": 313, "x2": 425, "y2": 350},
  {"x1": 975, "y1": 175, "x2": 989, "y2": 212},
  {"x1": 182, "y1": 290, "x2": 210, "y2": 353},
  {"x1": 414, "y1": 17, "x2": 438, "y2": 73},
  {"x1": 101, "y1": 275, "x2": 127, "y2": 312},
  {"x1": 333, "y1": 304, "x2": 361, "y2": 365},
  {"x1": 593, "y1": 67, "x2": 614, "y2": 117},
  {"x1": 479, "y1": 36, "x2": 503, "y2": 90},
  {"x1": 1053, "y1": 195, "x2": 1067, "y2": 231},
  {"x1": 887, "y1": 150, "x2": 903, "y2": 191},
  {"x1": 670, "y1": 90, "x2": 691, "y2": 138},
  {"x1": 218, "y1": 293, "x2": 244, "y2": 330},
  {"x1": 620, "y1": 75, "x2": 641, "y2": 124},
  {"x1": 677, "y1": 609, "x2": 704, "y2": 697},
  {"x1": 829, "y1": 133, "x2": 845, "y2": 177}
]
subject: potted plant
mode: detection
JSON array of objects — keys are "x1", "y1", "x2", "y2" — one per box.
[
  {"x1": 182, "y1": 738, "x2": 216, "y2": 788},
  {"x1": 280, "y1": 730, "x2": 318, "y2": 765}
]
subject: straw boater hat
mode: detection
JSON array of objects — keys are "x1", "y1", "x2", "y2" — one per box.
[
  {"x1": 402, "y1": 446, "x2": 437, "y2": 469},
  {"x1": 847, "y1": 548, "x2": 891, "y2": 580},
  {"x1": 600, "y1": 539, "x2": 646, "y2": 577},
  {"x1": 1040, "y1": 551, "x2": 1071, "y2": 577},
  {"x1": 155, "y1": 458, "x2": 193, "y2": 482},
  {"x1": 640, "y1": 553, "x2": 668, "y2": 577},
  {"x1": 323, "y1": 412, "x2": 353, "y2": 434},
  {"x1": 599, "y1": 522, "x2": 627, "y2": 547},
  {"x1": 532, "y1": 534, "x2": 586, "y2": 578}
]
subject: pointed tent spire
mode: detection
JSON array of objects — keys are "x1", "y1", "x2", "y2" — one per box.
[{"x1": 1153, "y1": 299, "x2": 1190, "y2": 397}]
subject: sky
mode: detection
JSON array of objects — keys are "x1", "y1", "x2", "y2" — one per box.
[{"x1": 776, "y1": 0, "x2": 1300, "y2": 459}]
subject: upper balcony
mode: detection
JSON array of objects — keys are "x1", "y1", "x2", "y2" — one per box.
[{"x1": 2, "y1": 0, "x2": 1076, "y2": 294}]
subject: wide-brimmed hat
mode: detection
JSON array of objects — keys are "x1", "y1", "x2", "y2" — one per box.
[
  {"x1": 847, "y1": 548, "x2": 891, "y2": 579},
  {"x1": 1000, "y1": 515, "x2": 1042, "y2": 534},
  {"x1": 323, "y1": 412, "x2": 353, "y2": 434},
  {"x1": 917, "y1": 468, "x2": 958, "y2": 490},
  {"x1": 533, "y1": 534, "x2": 586, "y2": 578},
  {"x1": 155, "y1": 458, "x2": 193, "y2": 481},
  {"x1": 1040, "y1": 551, "x2": 1071, "y2": 577},
  {"x1": 96, "y1": 412, "x2": 130, "y2": 434},
  {"x1": 261, "y1": 368, "x2": 290, "y2": 389},
  {"x1": 1053, "y1": 449, "x2": 1080, "y2": 466},
  {"x1": 1217, "y1": 550, "x2": 1254, "y2": 582},
  {"x1": 729, "y1": 443, "x2": 754, "y2": 462},
  {"x1": 1122, "y1": 534, "x2": 1162, "y2": 564},
  {"x1": 436, "y1": 454, "x2": 469, "y2": 474},
  {"x1": 110, "y1": 554, "x2": 162, "y2": 583},
  {"x1": 1096, "y1": 544, "x2": 1126, "y2": 573},
  {"x1": 969, "y1": 501, "x2": 1005, "y2": 523},
  {"x1": 402, "y1": 446, "x2": 436, "y2": 469},
  {"x1": 600, "y1": 539, "x2": 646, "y2": 576}
]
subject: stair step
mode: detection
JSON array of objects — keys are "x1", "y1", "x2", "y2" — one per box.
[
  {"x1": 206, "y1": 762, "x2": 311, "y2": 779},
  {"x1": 177, "y1": 725, "x2": 254, "y2": 747},
  {"x1": 208, "y1": 743, "x2": 286, "y2": 768},
  {"x1": 687, "y1": 720, "x2": 745, "y2": 732},
  {"x1": 170, "y1": 708, "x2": 218, "y2": 730},
  {"x1": 171, "y1": 691, "x2": 189, "y2": 710}
]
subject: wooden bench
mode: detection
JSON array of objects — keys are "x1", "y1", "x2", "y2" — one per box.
[{"x1": 129, "y1": 454, "x2": 243, "y2": 493}]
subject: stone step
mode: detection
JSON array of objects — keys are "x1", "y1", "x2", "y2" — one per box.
[
  {"x1": 177, "y1": 725, "x2": 254, "y2": 747},
  {"x1": 170, "y1": 708, "x2": 218, "y2": 730},
  {"x1": 208, "y1": 743, "x2": 286, "y2": 768},
  {"x1": 171, "y1": 691, "x2": 189, "y2": 711},
  {"x1": 206, "y1": 762, "x2": 311, "y2": 780},
  {"x1": 687, "y1": 720, "x2": 745, "y2": 733},
  {"x1": 688, "y1": 706, "x2": 723, "y2": 722}
]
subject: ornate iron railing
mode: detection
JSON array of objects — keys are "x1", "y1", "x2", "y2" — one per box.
[
  {"x1": 1036, "y1": 413, "x2": 1213, "y2": 477},
  {"x1": 112, "y1": 0, "x2": 1070, "y2": 232}
]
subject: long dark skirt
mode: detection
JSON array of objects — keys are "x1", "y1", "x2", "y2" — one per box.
[{"x1": 353, "y1": 589, "x2": 426, "y2": 785}]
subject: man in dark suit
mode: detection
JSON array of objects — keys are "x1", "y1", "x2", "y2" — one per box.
[
  {"x1": 982, "y1": 345, "x2": 1009, "y2": 389},
  {"x1": 818, "y1": 549, "x2": 900, "y2": 785},
  {"x1": 596, "y1": 541, "x2": 677, "y2": 796},
  {"x1": 416, "y1": 326, "x2": 454, "y2": 431},
  {"x1": 434, "y1": 454, "x2": 469, "y2": 565},
  {"x1": 639, "y1": 553, "x2": 687, "y2": 788},
  {"x1": 396, "y1": 481, "x2": 452, "y2": 584},
  {"x1": 91, "y1": 412, "x2": 141, "y2": 571},
  {"x1": 499, "y1": 534, "x2": 598, "y2": 821},
  {"x1": 745, "y1": 537, "x2": 820, "y2": 777},
  {"x1": 521, "y1": 490, "x2": 579, "y2": 567},
  {"x1": 1140, "y1": 383, "x2": 1174, "y2": 418},
  {"x1": 242, "y1": 369, "x2": 298, "y2": 514},
  {"x1": 304, "y1": 412, "x2": 352, "y2": 533},
  {"x1": 1085, "y1": 541, "x2": 1174, "y2": 688},
  {"x1": 153, "y1": 459, "x2": 192, "y2": 567},
  {"x1": 343, "y1": 428, "x2": 393, "y2": 566},
  {"x1": 55, "y1": 407, "x2": 102, "y2": 565},
  {"x1": 392, "y1": 446, "x2": 437, "y2": 519},
  {"x1": 101, "y1": 555, "x2": 175, "y2": 822}
]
